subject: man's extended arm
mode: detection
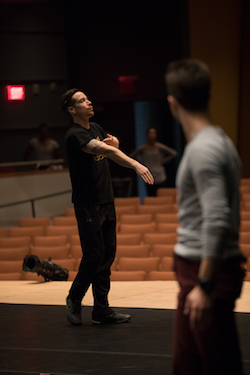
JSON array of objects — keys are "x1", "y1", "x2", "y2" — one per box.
[{"x1": 82, "y1": 138, "x2": 154, "y2": 185}]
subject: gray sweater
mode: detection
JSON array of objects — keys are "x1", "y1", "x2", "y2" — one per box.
[
  {"x1": 131, "y1": 143, "x2": 176, "y2": 184},
  {"x1": 175, "y1": 125, "x2": 242, "y2": 260}
]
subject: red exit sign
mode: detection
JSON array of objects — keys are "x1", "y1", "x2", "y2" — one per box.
[{"x1": 6, "y1": 85, "x2": 25, "y2": 101}]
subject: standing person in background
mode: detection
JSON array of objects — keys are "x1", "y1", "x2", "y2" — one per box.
[
  {"x1": 60, "y1": 88, "x2": 154, "y2": 326},
  {"x1": 23, "y1": 123, "x2": 63, "y2": 169},
  {"x1": 131, "y1": 127, "x2": 177, "y2": 196},
  {"x1": 165, "y1": 59, "x2": 246, "y2": 375}
]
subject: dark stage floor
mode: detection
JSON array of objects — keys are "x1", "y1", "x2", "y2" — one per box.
[{"x1": 0, "y1": 304, "x2": 249, "y2": 375}]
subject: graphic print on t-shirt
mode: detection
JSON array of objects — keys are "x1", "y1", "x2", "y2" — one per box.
[{"x1": 94, "y1": 136, "x2": 105, "y2": 162}]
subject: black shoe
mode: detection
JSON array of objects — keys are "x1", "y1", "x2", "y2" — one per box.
[
  {"x1": 92, "y1": 311, "x2": 131, "y2": 325},
  {"x1": 66, "y1": 296, "x2": 82, "y2": 325}
]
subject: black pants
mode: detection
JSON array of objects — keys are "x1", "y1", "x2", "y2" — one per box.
[{"x1": 68, "y1": 202, "x2": 116, "y2": 319}]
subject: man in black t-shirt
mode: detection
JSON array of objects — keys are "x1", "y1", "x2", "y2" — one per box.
[{"x1": 61, "y1": 88, "x2": 154, "y2": 326}]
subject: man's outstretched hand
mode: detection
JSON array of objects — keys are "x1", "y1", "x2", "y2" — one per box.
[{"x1": 135, "y1": 163, "x2": 154, "y2": 185}]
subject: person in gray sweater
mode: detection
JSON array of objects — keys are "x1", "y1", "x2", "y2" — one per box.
[
  {"x1": 131, "y1": 127, "x2": 177, "y2": 196},
  {"x1": 165, "y1": 59, "x2": 246, "y2": 375}
]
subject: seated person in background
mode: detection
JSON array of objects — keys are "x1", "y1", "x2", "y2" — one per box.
[
  {"x1": 131, "y1": 127, "x2": 177, "y2": 196},
  {"x1": 23, "y1": 123, "x2": 63, "y2": 169}
]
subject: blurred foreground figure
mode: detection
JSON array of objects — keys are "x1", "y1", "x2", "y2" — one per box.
[{"x1": 165, "y1": 59, "x2": 245, "y2": 375}]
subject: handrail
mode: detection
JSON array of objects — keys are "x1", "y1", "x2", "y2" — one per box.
[
  {"x1": 0, "y1": 189, "x2": 72, "y2": 218},
  {"x1": 0, "y1": 159, "x2": 64, "y2": 169}
]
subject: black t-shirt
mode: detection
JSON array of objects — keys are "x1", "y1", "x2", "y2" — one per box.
[{"x1": 65, "y1": 122, "x2": 114, "y2": 206}]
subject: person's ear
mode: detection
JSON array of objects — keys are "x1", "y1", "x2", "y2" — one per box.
[
  {"x1": 167, "y1": 95, "x2": 179, "y2": 115},
  {"x1": 67, "y1": 106, "x2": 76, "y2": 116}
]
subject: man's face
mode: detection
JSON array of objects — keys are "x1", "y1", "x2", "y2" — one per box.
[{"x1": 70, "y1": 91, "x2": 94, "y2": 118}]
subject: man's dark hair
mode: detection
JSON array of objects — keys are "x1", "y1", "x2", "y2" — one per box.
[
  {"x1": 165, "y1": 59, "x2": 211, "y2": 112},
  {"x1": 60, "y1": 88, "x2": 84, "y2": 114}
]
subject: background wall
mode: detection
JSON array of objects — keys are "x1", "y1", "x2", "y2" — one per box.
[{"x1": 188, "y1": 0, "x2": 241, "y2": 146}]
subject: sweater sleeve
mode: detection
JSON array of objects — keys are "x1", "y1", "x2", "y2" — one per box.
[{"x1": 190, "y1": 145, "x2": 231, "y2": 259}]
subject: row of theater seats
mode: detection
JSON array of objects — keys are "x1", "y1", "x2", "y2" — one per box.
[
  {"x1": 1, "y1": 185, "x2": 250, "y2": 281},
  {"x1": 0, "y1": 235, "x2": 177, "y2": 281}
]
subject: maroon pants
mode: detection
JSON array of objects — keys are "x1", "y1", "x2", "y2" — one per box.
[{"x1": 173, "y1": 254, "x2": 245, "y2": 375}]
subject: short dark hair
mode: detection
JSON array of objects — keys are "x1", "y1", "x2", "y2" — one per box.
[
  {"x1": 165, "y1": 59, "x2": 211, "y2": 112},
  {"x1": 60, "y1": 88, "x2": 84, "y2": 114}
]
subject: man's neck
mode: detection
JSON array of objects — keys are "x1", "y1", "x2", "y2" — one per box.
[
  {"x1": 73, "y1": 116, "x2": 90, "y2": 129},
  {"x1": 178, "y1": 109, "x2": 211, "y2": 142}
]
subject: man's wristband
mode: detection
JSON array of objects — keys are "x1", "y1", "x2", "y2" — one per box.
[{"x1": 197, "y1": 278, "x2": 215, "y2": 294}]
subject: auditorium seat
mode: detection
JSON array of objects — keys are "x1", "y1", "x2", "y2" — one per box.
[
  {"x1": 137, "y1": 204, "x2": 177, "y2": 216},
  {"x1": 0, "y1": 247, "x2": 29, "y2": 261},
  {"x1": 0, "y1": 228, "x2": 8, "y2": 237},
  {"x1": 241, "y1": 211, "x2": 250, "y2": 221},
  {"x1": 244, "y1": 272, "x2": 250, "y2": 281},
  {"x1": 240, "y1": 178, "x2": 250, "y2": 186},
  {"x1": 117, "y1": 233, "x2": 142, "y2": 245},
  {"x1": 143, "y1": 196, "x2": 174, "y2": 205},
  {"x1": 115, "y1": 205, "x2": 137, "y2": 216},
  {"x1": 9, "y1": 226, "x2": 46, "y2": 238},
  {"x1": 119, "y1": 222, "x2": 155, "y2": 235},
  {"x1": 242, "y1": 203, "x2": 250, "y2": 211},
  {"x1": 67, "y1": 271, "x2": 77, "y2": 281},
  {"x1": 148, "y1": 271, "x2": 176, "y2": 281},
  {"x1": 0, "y1": 260, "x2": 23, "y2": 274},
  {"x1": 143, "y1": 233, "x2": 177, "y2": 246},
  {"x1": 33, "y1": 235, "x2": 68, "y2": 247},
  {"x1": 240, "y1": 185, "x2": 250, "y2": 195},
  {"x1": 156, "y1": 223, "x2": 179, "y2": 234},
  {"x1": 70, "y1": 245, "x2": 82, "y2": 259},
  {"x1": 161, "y1": 256, "x2": 174, "y2": 271},
  {"x1": 151, "y1": 244, "x2": 175, "y2": 259},
  {"x1": 75, "y1": 258, "x2": 82, "y2": 270},
  {"x1": 114, "y1": 197, "x2": 141, "y2": 206},
  {"x1": 119, "y1": 214, "x2": 153, "y2": 224},
  {"x1": 118, "y1": 257, "x2": 160, "y2": 279},
  {"x1": 110, "y1": 270, "x2": 146, "y2": 281},
  {"x1": 111, "y1": 258, "x2": 118, "y2": 271},
  {"x1": 69, "y1": 235, "x2": 81, "y2": 246},
  {"x1": 0, "y1": 236, "x2": 31, "y2": 248},
  {"x1": 116, "y1": 244, "x2": 150, "y2": 259},
  {"x1": 53, "y1": 216, "x2": 78, "y2": 226},
  {"x1": 240, "y1": 244, "x2": 250, "y2": 258},
  {"x1": 157, "y1": 187, "x2": 177, "y2": 199},
  {"x1": 18, "y1": 217, "x2": 51, "y2": 227},
  {"x1": 30, "y1": 245, "x2": 69, "y2": 260},
  {"x1": 155, "y1": 213, "x2": 178, "y2": 224},
  {"x1": 240, "y1": 232, "x2": 250, "y2": 244},
  {"x1": 65, "y1": 208, "x2": 75, "y2": 216},
  {"x1": 45, "y1": 225, "x2": 78, "y2": 238},
  {"x1": 240, "y1": 221, "x2": 250, "y2": 232},
  {"x1": 0, "y1": 272, "x2": 22, "y2": 280}
]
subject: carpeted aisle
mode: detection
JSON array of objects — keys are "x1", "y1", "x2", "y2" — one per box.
[{"x1": 0, "y1": 304, "x2": 249, "y2": 375}]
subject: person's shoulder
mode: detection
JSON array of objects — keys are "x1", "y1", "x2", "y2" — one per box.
[
  {"x1": 188, "y1": 126, "x2": 230, "y2": 167},
  {"x1": 157, "y1": 142, "x2": 168, "y2": 149},
  {"x1": 66, "y1": 124, "x2": 85, "y2": 136},
  {"x1": 90, "y1": 122, "x2": 104, "y2": 131}
]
